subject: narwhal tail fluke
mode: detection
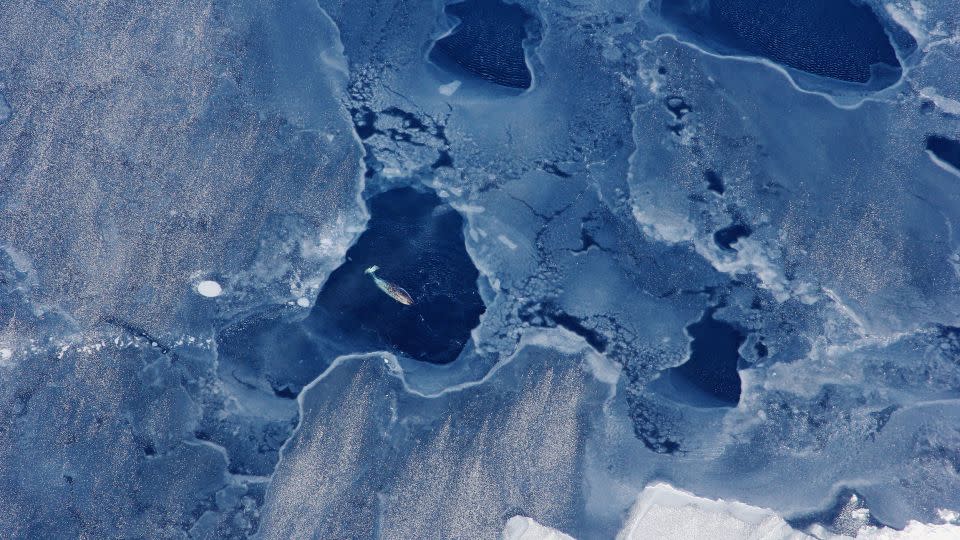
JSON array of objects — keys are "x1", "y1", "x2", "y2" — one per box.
[{"x1": 365, "y1": 265, "x2": 379, "y2": 275}]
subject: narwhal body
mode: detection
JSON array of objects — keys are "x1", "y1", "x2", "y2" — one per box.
[{"x1": 365, "y1": 265, "x2": 415, "y2": 305}]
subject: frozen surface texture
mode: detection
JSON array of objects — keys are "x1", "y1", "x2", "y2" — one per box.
[{"x1": 1, "y1": 0, "x2": 959, "y2": 537}]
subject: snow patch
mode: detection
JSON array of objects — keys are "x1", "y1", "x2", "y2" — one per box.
[
  {"x1": 926, "y1": 149, "x2": 960, "y2": 177},
  {"x1": 631, "y1": 203, "x2": 817, "y2": 303},
  {"x1": 885, "y1": 4, "x2": 926, "y2": 45},
  {"x1": 631, "y1": 206, "x2": 695, "y2": 244},
  {"x1": 439, "y1": 80, "x2": 462, "y2": 96},
  {"x1": 701, "y1": 237, "x2": 816, "y2": 303},
  {"x1": 918, "y1": 87, "x2": 960, "y2": 116},
  {"x1": 498, "y1": 235, "x2": 519, "y2": 250},
  {"x1": 196, "y1": 280, "x2": 223, "y2": 298},
  {"x1": 936, "y1": 508, "x2": 959, "y2": 524}
]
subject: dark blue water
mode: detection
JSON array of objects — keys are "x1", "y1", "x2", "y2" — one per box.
[
  {"x1": 309, "y1": 187, "x2": 485, "y2": 365},
  {"x1": 664, "y1": 96, "x2": 691, "y2": 119},
  {"x1": 216, "y1": 187, "x2": 485, "y2": 402},
  {"x1": 659, "y1": 306, "x2": 744, "y2": 407},
  {"x1": 661, "y1": 0, "x2": 902, "y2": 84},
  {"x1": 713, "y1": 222, "x2": 751, "y2": 251},
  {"x1": 927, "y1": 135, "x2": 960, "y2": 171},
  {"x1": 429, "y1": 0, "x2": 536, "y2": 89},
  {"x1": 704, "y1": 169, "x2": 725, "y2": 195},
  {"x1": 788, "y1": 488, "x2": 885, "y2": 533}
]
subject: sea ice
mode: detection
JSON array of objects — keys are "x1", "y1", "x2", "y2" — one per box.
[{"x1": 2, "y1": 0, "x2": 959, "y2": 536}]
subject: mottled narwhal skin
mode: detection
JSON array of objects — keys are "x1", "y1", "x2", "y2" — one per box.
[{"x1": 365, "y1": 265, "x2": 415, "y2": 305}]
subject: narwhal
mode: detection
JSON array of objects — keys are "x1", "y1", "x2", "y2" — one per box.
[{"x1": 364, "y1": 265, "x2": 415, "y2": 305}]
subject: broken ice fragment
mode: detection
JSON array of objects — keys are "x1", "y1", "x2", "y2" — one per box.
[{"x1": 502, "y1": 516, "x2": 574, "y2": 540}]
